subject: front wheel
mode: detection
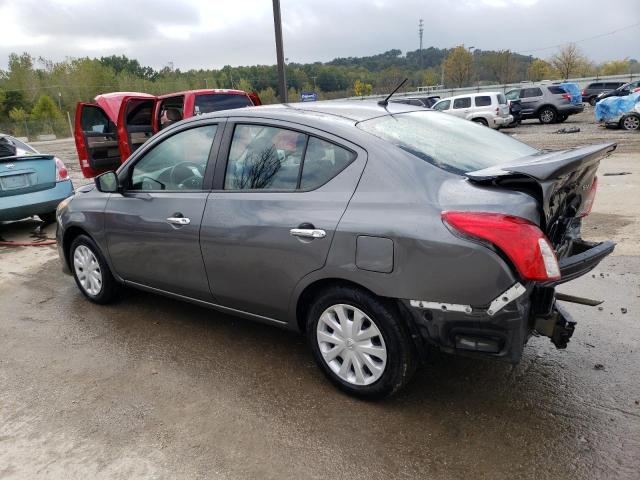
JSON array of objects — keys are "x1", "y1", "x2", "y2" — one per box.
[
  {"x1": 538, "y1": 107, "x2": 557, "y2": 124},
  {"x1": 70, "y1": 235, "x2": 119, "y2": 304},
  {"x1": 472, "y1": 118, "x2": 489, "y2": 127},
  {"x1": 306, "y1": 286, "x2": 417, "y2": 399}
]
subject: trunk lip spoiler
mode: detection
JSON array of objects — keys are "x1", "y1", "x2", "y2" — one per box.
[
  {"x1": 0, "y1": 154, "x2": 55, "y2": 162},
  {"x1": 465, "y1": 142, "x2": 617, "y2": 182}
]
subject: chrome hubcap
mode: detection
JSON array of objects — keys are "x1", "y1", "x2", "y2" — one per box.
[
  {"x1": 316, "y1": 304, "x2": 387, "y2": 385},
  {"x1": 541, "y1": 110, "x2": 553, "y2": 122},
  {"x1": 73, "y1": 245, "x2": 102, "y2": 296},
  {"x1": 623, "y1": 116, "x2": 639, "y2": 130}
]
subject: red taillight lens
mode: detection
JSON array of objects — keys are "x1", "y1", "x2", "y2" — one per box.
[
  {"x1": 577, "y1": 176, "x2": 597, "y2": 218},
  {"x1": 442, "y1": 211, "x2": 561, "y2": 281},
  {"x1": 561, "y1": 93, "x2": 571, "y2": 101},
  {"x1": 581, "y1": 89, "x2": 586, "y2": 96},
  {"x1": 55, "y1": 157, "x2": 69, "y2": 181}
]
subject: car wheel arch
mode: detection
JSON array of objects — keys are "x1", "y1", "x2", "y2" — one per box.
[{"x1": 62, "y1": 226, "x2": 92, "y2": 269}]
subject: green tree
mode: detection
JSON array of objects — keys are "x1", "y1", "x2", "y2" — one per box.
[
  {"x1": 443, "y1": 46, "x2": 473, "y2": 87},
  {"x1": 236, "y1": 78, "x2": 253, "y2": 93},
  {"x1": 8, "y1": 106, "x2": 28, "y2": 122},
  {"x1": 31, "y1": 95, "x2": 61, "y2": 121},
  {"x1": 484, "y1": 50, "x2": 517, "y2": 84},
  {"x1": 258, "y1": 87, "x2": 278, "y2": 104}
]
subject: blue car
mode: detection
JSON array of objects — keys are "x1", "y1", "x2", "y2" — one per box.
[{"x1": 0, "y1": 134, "x2": 74, "y2": 223}]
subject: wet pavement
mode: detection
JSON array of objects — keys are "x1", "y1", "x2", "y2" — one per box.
[
  {"x1": 0, "y1": 255, "x2": 638, "y2": 479},
  {"x1": 1, "y1": 116, "x2": 639, "y2": 479}
]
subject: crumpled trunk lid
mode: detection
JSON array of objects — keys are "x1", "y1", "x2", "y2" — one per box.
[{"x1": 465, "y1": 142, "x2": 616, "y2": 246}]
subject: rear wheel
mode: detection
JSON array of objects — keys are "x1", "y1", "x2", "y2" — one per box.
[
  {"x1": 70, "y1": 235, "x2": 119, "y2": 304},
  {"x1": 472, "y1": 118, "x2": 489, "y2": 127},
  {"x1": 538, "y1": 107, "x2": 557, "y2": 124},
  {"x1": 306, "y1": 286, "x2": 417, "y2": 399},
  {"x1": 620, "y1": 114, "x2": 640, "y2": 131}
]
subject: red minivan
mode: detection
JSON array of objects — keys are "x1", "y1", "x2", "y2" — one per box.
[{"x1": 75, "y1": 89, "x2": 261, "y2": 178}]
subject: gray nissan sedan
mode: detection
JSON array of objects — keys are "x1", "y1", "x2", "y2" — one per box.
[{"x1": 57, "y1": 101, "x2": 615, "y2": 398}]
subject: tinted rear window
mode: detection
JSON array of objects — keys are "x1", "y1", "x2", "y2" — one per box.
[
  {"x1": 475, "y1": 96, "x2": 492, "y2": 107},
  {"x1": 194, "y1": 94, "x2": 253, "y2": 114},
  {"x1": 453, "y1": 97, "x2": 471, "y2": 109},
  {"x1": 497, "y1": 93, "x2": 506, "y2": 105},
  {"x1": 547, "y1": 86, "x2": 565, "y2": 94},
  {"x1": 357, "y1": 111, "x2": 538, "y2": 175}
]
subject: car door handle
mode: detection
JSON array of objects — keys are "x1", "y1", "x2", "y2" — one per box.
[
  {"x1": 290, "y1": 228, "x2": 326, "y2": 239},
  {"x1": 166, "y1": 216, "x2": 190, "y2": 225}
]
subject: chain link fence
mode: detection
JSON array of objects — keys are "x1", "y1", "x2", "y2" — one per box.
[{"x1": 0, "y1": 115, "x2": 74, "y2": 142}]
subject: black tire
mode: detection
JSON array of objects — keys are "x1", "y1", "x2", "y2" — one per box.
[
  {"x1": 538, "y1": 107, "x2": 557, "y2": 124},
  {"x1": 589, "y1": 97, "x2": 597, "y2": 107},
  {"x1": 472, "y1": 118, "x2": 489, "y2": 127},
  {"x1": 557, "y1": 114, "x2": 568, "y2": 123},
  {"x1": 620, "y1": 114, "x2": 640, "y2": 131},
  {"x1": 69, "y1": 234, "x2": 119, "y2": 304},
  {"x1": 39, "y1": 211, "x2": 57, "y2": 224},
  {"x1": 306, "y1": 285, "x2": 417, "y2": 399}
]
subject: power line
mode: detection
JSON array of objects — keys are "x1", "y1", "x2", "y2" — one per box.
[{"x1": 520, "y1": 21, "x2": 640, "y2": 54}]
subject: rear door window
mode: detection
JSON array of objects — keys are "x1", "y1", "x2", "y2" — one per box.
[
  {"x1": 604, "y1": 82, "x2": 622, "y2": 89},
  {"x1": 453, "y1": 97, "x2": 471, "y2": 109},
  {"x1": 474, "y1": 96, "x2": 492, "y2": 107},
  {"x1": 81, "y1": 105, "x2": 114, "y2": 134},
  {"x1": 195, "y1": 94, "x2": 253, "y2": 115},
  {"x1": 588, "y1": 83, "x2": 602, "y2": 90},
  {"x1": 300, "y1": 138, "x2": 355, "y2": 190},
  {"x1": 521, "y1": 88, "x2": 543, "y2": 98}
]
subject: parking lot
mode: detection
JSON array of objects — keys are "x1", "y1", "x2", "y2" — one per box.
[{"x1": 1, "y1": 109, "x2": 639, "y2": 479}]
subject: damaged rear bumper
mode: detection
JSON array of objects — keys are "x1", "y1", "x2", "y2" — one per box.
[{"x1": 402, "y1": 238, "x2": 615, "y2": 363}]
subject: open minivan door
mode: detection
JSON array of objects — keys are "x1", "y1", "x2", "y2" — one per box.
[
  {"x1": 74, "y1": 92, "x2": 155, "y2": 178},
  {"x1": 116, "y1": 94, "x2": 158, "y2": 161}
]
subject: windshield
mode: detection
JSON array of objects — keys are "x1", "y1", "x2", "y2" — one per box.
[{"x1": 357, "y1": 110, "x2": 538, "y2": 174}]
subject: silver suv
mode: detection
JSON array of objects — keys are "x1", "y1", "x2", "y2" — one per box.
[
  {"x1": 505, "y1": 85, "x2": 584, "y2": 124},
  {"x1": 432, "y1": 92, "x2": 512, "y2": 129}
]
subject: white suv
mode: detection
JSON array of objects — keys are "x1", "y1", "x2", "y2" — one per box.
[{"x1": 432, "y1": 92, "x2": 513, "y2": 129}]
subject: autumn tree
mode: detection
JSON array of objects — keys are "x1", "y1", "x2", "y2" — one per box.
[
  {"x1": 527, "y1": 59, "x2": 551, "y2": 81},
  {"x1": 550, "y1": 43, "x2": 587, "y2": 79},
  {"x1": 354, "y1": 79, "x2": 373, "y2": 97},
  {"x1": 600, "y1": 59, "x2": 631, "y2": 75},
  {"x1": 443, "y1": 46, "x2": 474, "y2": 87}
]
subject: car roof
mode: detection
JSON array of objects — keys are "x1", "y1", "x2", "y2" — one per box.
[
  {"x1": 190, "y1": 100, "x2": 422, "y2": 124},
  {"x1": 158, "y1": 89, "x2": 250, "y2": 99},
  {"x1": 438, "y1": 91, "x2": 501, "y2": 101},
  {"x1": 94, "y1": 92, "x2": 154, "y2": 123}
]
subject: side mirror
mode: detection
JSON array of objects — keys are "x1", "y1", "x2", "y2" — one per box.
[{"x1": 95, "y1": 171, "x2": 120, "y2": 193}]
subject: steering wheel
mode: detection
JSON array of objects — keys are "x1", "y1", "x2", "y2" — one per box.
[{"x1": 169, "y1": 161, "x2": 204, "y2": 189}]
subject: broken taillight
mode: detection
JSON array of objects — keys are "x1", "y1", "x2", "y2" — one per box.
[
  {"x1": 442, "y1": 211, "x2": 561, "y2": 281},
  {"x1": 55, "y1": 157, "x2": 69, "y2": 182},
  {"x1": 577, "y1": 176, "x2": 598, "y2": 218}
]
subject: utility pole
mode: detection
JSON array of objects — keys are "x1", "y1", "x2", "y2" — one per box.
[
  {"x1": 272, "y1": 0, "x2": 288, "y2": 103},
  {"x1": 311, "y1": 76, "x2": 318, "y2": 91},
  {"x1": 418, "y1": 19, "x2": 424, "y2": 68}
]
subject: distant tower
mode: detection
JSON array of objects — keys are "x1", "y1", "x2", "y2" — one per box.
[{"x1": 418, "y1": 19, "x2": 424, "y2": 68}]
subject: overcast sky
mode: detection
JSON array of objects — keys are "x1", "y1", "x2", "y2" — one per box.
[{"x1": 1, "y1": 0, "x2": 639, "y2": 70}]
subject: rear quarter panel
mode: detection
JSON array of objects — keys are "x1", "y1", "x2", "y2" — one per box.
[{"x1": 289, "y1": 140, "x2": 536, "y2": 324}]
